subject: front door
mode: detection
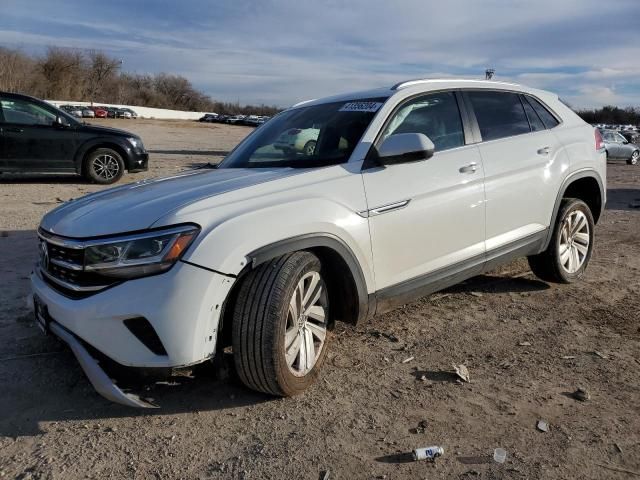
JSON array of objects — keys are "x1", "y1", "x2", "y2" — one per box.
[
  {"x1": 0, "y1": 96, "x2": 78, "y2": 172},
  {"x1": 361, "y1": 90, "x2": 486, "y2": 291}
]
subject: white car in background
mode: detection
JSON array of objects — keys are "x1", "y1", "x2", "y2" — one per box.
[
  {"x1": 31, "y1": 78, "x2": 605, "y2": 408},
  {"x1": 274, "y1": 127, "x2": 320, "y2": 155}
]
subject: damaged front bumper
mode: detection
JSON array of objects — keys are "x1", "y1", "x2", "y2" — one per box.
[{"x1": 48, "y1": 319, "x2": 158, "y2": 408}]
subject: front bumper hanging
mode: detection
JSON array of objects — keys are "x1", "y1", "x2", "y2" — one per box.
[{"x1": 49, "y1": 321, "x2": 158, "y2": 408}]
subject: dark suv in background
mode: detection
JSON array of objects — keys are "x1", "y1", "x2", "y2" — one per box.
[{"x1": 0, "y1": 92, "x2": 148, "y2": 184}]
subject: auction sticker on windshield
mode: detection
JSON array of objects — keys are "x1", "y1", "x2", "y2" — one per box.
[{"x1": 339, "y1": 101, "x2": 383, "y2": 112}]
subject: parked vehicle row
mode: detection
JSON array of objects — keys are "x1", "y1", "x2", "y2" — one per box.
[
  {"x1": 199, "y1": 113, "x2": 270, "y2": 126},
  {"x1": 59, "y1": 104, "x2": 139, "y2": 119},
  {"x1": 1, "y1": 92, "x2": 148, "y2": 184},
  {"x1": 30, "y1": 79, "x2": 605, "y2": 408},
  {"x1": 598, "y1": 128, "x2": 640, "y2": 165}
]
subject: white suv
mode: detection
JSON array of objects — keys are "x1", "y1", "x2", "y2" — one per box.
[{"x1": 31, "y1": 79, "x2": 606, "y2": 407}]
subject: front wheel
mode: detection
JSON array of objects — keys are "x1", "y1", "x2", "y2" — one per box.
[
  {"x1": 85, "y1": 148, "x2": 124, "y2": 184},
  {"x1": 528, "y1": 198, "x2": 594, "y2": 283},
  {"x1": 231, "y1": 251, "x2": 330, "y2": 396},
  {"x1": 627, "y1": 150, "x2": 639, "y2": 165}
]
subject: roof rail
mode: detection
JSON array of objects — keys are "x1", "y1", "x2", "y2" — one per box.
[{"x1": 391, "y1": 78, "x2": 521, "y2": 90}]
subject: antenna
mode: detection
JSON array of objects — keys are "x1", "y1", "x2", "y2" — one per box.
[{"x1": 485, "y1": 68, "x2": 495, "y2": 80}]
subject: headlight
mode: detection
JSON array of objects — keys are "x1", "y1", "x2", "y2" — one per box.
[
  {"x1": 84, "y1": 225, "x2": 199, "y2": 279},
  {"x1": 128, "y1": 137, "x2": 144, "y2": 150}
]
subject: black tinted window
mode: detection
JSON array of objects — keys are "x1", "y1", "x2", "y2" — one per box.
[
  {"x1": 526, "y1": 96, "x2": 560, "y2": 129},
  {"x1": 381, "y1": 91, "x2": 464, "y2": 152},
  {"x1": 468, "y1": 91, "x2": 530, "y2": 141},
  {"x1": 0, "y1": 98, "x2": 57, "y2": 126},
  {"x1": 521, "y1": 96, "x2": 545, "y2": 132}
]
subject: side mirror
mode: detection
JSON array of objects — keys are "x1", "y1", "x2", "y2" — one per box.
[
  {"x1": 54, "y1": 116, "x2": 70, "y2": 127},
  {"x1": 376, "y1": 133, "x2": 435, "y2": 165}
]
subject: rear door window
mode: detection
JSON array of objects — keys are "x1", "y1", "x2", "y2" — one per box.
[
  {"x1": 467, "y1": 91, "x2": 530, "y2": 141},
  {"x1": 525, "y1": 96, "x2": 560, "y2": 129}
]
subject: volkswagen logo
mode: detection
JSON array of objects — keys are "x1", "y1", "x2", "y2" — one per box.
[{"x1": 39, "y1": 241, "x2": 49, "y2": 271}]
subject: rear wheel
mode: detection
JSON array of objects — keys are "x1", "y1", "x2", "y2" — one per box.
[
  {"x1": 303, "y1": 140, "x2": 316, "y2": 156},
  {"x1": 627, "y1": 150, "x2": 639, "y2": 165},
  {"x1": 231, "y1": 251, "x2": 330, "y2": 396},
  {"x1": 528, "y1": 198, "x2": 594, "y2": 283},
  {"x1": 85, "y1": 148, "x2": 124, "y2": 184}
]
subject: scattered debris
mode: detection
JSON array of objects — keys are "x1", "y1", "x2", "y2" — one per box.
[
  {"x1": 410, "y1": 420, "x2": 429, "y2": 434},
  {"x1": 561, "y1": 355, "x2": 576, "y2": 360},
  {"x1": 419, "y1": 375, "x2": 428, "y2": 382},
  {"x1": 572, "y1": 387, "x2": 591, "y2": 402},
  {"x1": 55, "y1": 197, "x2": 65, "y2": 203},
  {"x1": 413, "y1": 446, "x2": 444, "y2": 461},
  {"x1": 402, "y1": 356, "x2": 415, "y2": 364},
  {"x1": 536, "y1": 420, "x2": 549, "y2": 432},
  {"x1": 390, "y1": 391, "x2": 401, "y2": 399},
  {"x1": 614, "y1": 443, "x2": 623, "y2": 454},
  {"x1": 319, "y1": 470, "x2": 330, "y2": 480},
  {"x1": 453, "y1": 364, "x2": 470, "y2": 382},
  {"x1": 518, "y1": 341, "x2": 532, "y2": 347},
  {"x1": 593, "y1": 351, "x2": 609, "y2": 359},
  {"x1": 493, "y1": 448, "x2": 507, "y2": 464},
  {"x1": 369, "y1": 330, "x2": 400, "y2": 343},
  {"x1": 470, "y1": 292, "x2": 483, "y2": 297}
]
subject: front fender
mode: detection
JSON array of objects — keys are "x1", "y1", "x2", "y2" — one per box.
[
  {"x1": 174, "y1": 197, "x2": 375, "y2": 295},
  {"x1": 74, "y1": 137, "x2": 134, "y2": 171}
]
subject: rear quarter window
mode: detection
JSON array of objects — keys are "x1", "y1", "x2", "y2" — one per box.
[
  {"x1": 467, "y1": 91, "x2": 531, "y2": 141},
  {"x1": 525, "y1": 96, "x2": 560, "y2": 129}
]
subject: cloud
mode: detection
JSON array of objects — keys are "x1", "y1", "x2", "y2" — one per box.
[{"x1": 1, "y1": 0, "x2": 639, "y2": 107}]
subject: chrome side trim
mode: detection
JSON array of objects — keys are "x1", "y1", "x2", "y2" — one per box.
[
  {"x1": 48, "y1": 322, "x2": 158, "y2": 408},
  {"x1": 41, "y1": 268, "x2": 108, "y2": 292},
  {"x1": 368, "y1": 199, "x2": 411, "y2": 216}
]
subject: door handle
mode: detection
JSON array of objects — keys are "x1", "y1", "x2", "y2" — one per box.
[
  {"x1": 5, "y1": 127, "x2": 24, "y2": 133},
  {"x1": 459, "y1": 162, "x2": 477, "y2": 173},
  {"x1": 537, "y1": 146, "x2": 550, "y2": 155}
]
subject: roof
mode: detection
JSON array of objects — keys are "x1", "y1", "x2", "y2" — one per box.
[{"x1": 291, "y1": 78, "x2": 552, "y2": 109}]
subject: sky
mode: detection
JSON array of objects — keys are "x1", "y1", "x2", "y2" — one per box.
[{"x1": 1, "y1": 0, "x2": 639, "y2": 108}]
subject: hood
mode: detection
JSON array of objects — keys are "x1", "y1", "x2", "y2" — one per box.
[
  {"x1": 76, "y1": 123, "x2": 134, "y2": 137},
  {"x1": 41, "y1": 168, "x2": 298, "y2": 237}
]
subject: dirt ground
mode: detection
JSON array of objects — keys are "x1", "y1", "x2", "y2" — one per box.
[{"x1": 1, "y1": 119, "x2": 639, "y2": 480}]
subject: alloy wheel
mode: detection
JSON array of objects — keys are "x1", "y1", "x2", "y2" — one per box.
[
  {"x1": 558, "y1": 210, "x2": 590, "y2": 274},
  {"x1": 93, "y1": 154, "x2": 121, "y2": 180},
  {"x1": 631, "y1": 151, "x2": 639, "y2": 165},
  {"x1": 284, "y1": 271, "x2": 327, "y2": 377}
]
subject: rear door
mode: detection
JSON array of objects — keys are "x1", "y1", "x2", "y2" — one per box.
[
  {"x1": 464, "y1": 90, "x2": 564, "y2": 254},
  {"x1": 0, "y1": 96, "x2": 78, "y2": 172}
]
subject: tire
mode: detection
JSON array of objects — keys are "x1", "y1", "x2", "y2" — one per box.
[
  {"x1": 231, "y1": 251, "x2": 330, "y2": 396},
  {"x1": 627, "y1": 150, "x2": 639, "y2": 165},
  {"x1": 303, "y1": 140, "x2": 316, "y2": 156},
  {"x1": 528, "y1": 198, "x2": 594, "y2": 283},
  {"x1": 84, "y1": 148, "x2": 124, "y2": 184}
]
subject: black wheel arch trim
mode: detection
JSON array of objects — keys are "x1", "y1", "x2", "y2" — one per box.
[
  {"x1": 248, "y1": 233, "x2": 372, "y2": 323},
  {"x1": 74, "y1": 138, "x2": 134, "y2": 173},
  {"x1": 542, "y1": 169, "x2": 605, "y2": 251}
]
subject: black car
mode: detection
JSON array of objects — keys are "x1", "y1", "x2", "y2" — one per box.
[{"x1": 0, "y1": 92, "x2": 148, "y2": 184}]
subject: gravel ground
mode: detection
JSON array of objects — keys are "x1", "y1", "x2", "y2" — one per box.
[{"x1": 1, "y1": 119, "x2": 639, "y2": 479}]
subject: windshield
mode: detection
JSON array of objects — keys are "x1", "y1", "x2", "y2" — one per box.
[{"x1": 219, "y1": 98, "x2": 387, "y2": 168}]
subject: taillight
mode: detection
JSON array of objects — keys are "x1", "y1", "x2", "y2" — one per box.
[
  {"x1": 594, "y1": 128, "x2": 604, "y2": 150},
  {"x1": 288, "y1": 129, "x2": 301, "y2": 135}
]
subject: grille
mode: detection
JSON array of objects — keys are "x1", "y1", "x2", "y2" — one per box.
[{"x1": 38, "y1": 230, "x2": 116, "y2": 298}]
